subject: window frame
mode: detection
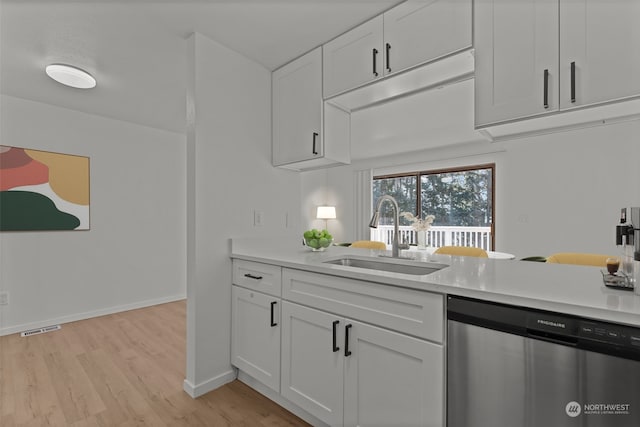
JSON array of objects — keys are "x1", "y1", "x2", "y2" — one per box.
[{"x1": 373, "y1": 163, "x2": 495, "y2": 250}]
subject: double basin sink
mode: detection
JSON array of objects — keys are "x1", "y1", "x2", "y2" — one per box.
[{"x1": 323, "y1": 255, "x2": 448, "y2": 276}]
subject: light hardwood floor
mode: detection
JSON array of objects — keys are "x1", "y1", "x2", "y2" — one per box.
[{"x1": 0, "y1": 300, "x2": 311, "y2": 426}]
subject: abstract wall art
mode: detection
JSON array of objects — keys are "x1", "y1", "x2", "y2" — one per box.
[{"x1": 0, "y1": 145, "x2": 90, "y2": 231}]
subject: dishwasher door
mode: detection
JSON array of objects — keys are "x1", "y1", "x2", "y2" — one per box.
[{"x1": 448, "y1": 320, "x2": 640, "y2": 427}]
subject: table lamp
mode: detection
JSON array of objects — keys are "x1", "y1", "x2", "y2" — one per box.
[{"x1": 316, "y1": 206, "x2": 336, "y2": 230}]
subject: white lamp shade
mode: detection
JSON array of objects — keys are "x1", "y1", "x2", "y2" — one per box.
[
  {"x1": 46, "y1": 64, "x2": 96, "y2": 89},
  {"x1": 316, "y1": 206, "x2": 336, "y2": 219}
]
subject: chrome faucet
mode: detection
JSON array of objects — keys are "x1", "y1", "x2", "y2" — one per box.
[{"x1": 369, "y1": 195, "x2": 400, "y2": 258}]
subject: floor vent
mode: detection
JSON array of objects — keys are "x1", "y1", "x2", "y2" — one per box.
[{"x1": 21, "y1": 324, "x2": 61, "y2": 337}]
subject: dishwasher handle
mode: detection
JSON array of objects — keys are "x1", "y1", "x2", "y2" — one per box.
[{"x1": 526, "y1": 328, "x2": 578, "y2": 347}]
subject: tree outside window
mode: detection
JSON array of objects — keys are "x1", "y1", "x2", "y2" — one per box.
[{"x1": 372, "y1": 175, "x2": 416, "y2": 227}]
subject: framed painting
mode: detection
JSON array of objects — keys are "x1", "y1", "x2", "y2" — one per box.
[{"x1": 0, "y1": 145, "x2": 90, "y2": 231}]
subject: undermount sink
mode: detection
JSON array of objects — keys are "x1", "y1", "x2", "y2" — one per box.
[{"x1": 323, "y1": 255, "x2": 448, "y2": 276}]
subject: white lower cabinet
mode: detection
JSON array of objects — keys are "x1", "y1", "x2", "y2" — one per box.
[
  {"x1": 343, "y1": 320, "x2": 443, "y2": 427},
  {"x1": 281, "y1": 301, "x2": 344, "y2": 425},
  {"x1": 231, "y1": 260, "x2": 445, "y2": 426},
  {"x1": 281, "y1": 301, "x2": 444, "y2": 427},
  {"x1": 231, "y1": 285, "x2": 281, "y2": 392}
]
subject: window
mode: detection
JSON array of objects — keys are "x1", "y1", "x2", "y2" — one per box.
[{"x1": 372, "y1": 164, "x2": 495, "y2": 250}]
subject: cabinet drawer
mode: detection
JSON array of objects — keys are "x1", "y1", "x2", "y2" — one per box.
[
  {"x1": 282, "y1": 269, "x2": 443, "y2": 343},
  {"x1": 233, "y1": 260, "x2": 282, "y2": 297}
]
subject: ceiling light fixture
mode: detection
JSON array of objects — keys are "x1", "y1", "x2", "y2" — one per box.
[{"x1": 45, "y1": 64, "x2": 96, "y2": 89}]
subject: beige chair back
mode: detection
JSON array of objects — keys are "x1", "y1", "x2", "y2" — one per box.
[
  {"x1": 434, "y1": 245, "x2": 488, "y2": 258},
  {"x1": 545, "y1": 252, "x2": 613, "y2": 267}
]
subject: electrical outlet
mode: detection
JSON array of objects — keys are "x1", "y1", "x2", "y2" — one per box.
[
  {"x1": 0, "y1": 292, "x2": 8, "y2": 306},
  {"x1": 254, "y1": 210, "x2": 264, "y2": 227}
]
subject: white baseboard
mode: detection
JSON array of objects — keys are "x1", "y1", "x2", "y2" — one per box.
[
  {"x1": 0, "y1": 294, "x2": 187, "y2": 337},
  {"x1": 183, "y1": 369, "x2": 237, "y2": 398}
]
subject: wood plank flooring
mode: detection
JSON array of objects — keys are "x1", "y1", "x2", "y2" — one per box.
[{"x1": 0, "y1": 300, "x2": 311, "y2": 426}]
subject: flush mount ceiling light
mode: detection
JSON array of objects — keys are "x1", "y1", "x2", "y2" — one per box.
[{"x1": 45, "y1": 64, "x2": 96, "y2": 89}]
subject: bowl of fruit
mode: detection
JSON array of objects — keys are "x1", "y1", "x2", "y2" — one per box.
[{"x1": 303, "y1": 229, "x2": 333, "y2": 251}]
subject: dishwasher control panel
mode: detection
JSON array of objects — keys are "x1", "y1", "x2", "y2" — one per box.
[{"x1": 448, "y1": 295, "x2": 640, "y2": 361}]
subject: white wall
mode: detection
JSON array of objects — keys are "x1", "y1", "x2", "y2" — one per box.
[
  {"x1": 301, "y1": 117, "x2": 640, "y2": 260},
  {"x1": 0, "y1": 95, "x2": 186, "y2": 335},
  {"x1": 499, "y1": 121, "x2": 640, "y2": 258},
  {"x1": 184, "y1": 33, "x2": 301, "y2": 397}
]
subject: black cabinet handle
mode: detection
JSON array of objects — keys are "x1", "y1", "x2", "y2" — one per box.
[
  {"x1": 345, "y1": 324, "x2": 352, "y2": 357},
  {"x1": 332, "y1": 320, "x2": 340, "y2": 352},
  {"x1": 570, "y1": 61, "x2": 576, "y2": 103},
  {"x1": 312, "y1": 132, "x2": 319, "y2": 155},
  {"x1": 543, "y1": 69, "x2": 549, "y2": 109},
  {"x1": 244, "y1": 273, "x2": 263, "y2": 280},
  {"x1": 372, "y1": 48, "x2": 379, "y2": 77},
  {"x1": 270, "y1": 301, "x2": 277, "y2": 327},
  {"x1": 385, "y1": 43, "x2": 391, "y2": 72}
]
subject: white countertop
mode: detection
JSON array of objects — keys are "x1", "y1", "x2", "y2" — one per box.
[{"x1": 230, "y1": 238, "x2": 640, "y2": 327}]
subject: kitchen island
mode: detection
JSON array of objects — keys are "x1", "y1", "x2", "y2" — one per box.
[
  {"x1": 230, "y1": 237, "x2": 640, "y2": 427},
  {"x1": 231, "y1": 238, "x2": 640, "y2": 326}
]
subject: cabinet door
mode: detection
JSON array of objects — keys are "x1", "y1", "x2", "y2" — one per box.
[
  {"x1": 272, "y1": 47, "x2": 322, "y2": 165},
  {"x1": 474, "y1": 0, "x2": 559, "y2": 127},
  {"x1": 383, "y1": 0, "x2": 472, "y2": 76},
  {"x1": 280, "y1": 302, "x2": 344, "y2": 426},
  {"x1": 343, "y1": 320, "x2": 444, "y2": 427},
  {"x1": 560, "y1": 0, "x2": 640, "y2": 109},
  {"x1": 231, "y1": 286, "x2": 280, "y2": 392},
  {"x1": 323, "y1": 16, "x2": 383, "y2": 98}
]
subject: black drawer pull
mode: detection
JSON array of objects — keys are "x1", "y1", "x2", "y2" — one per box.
[
  {"x1": 332, "y1": 320, "x2": 340, "y2": 352},
  {"x1": 345, "y1": 324, "x2": 353, "y2": 357},
  {"x1": 244, "y1": 273, "x2": 263, "y2": 280},
  {"x1": 570, "y1": 61, "x2": 576, "y2": 103},
  {"x1": 372, "y1": 48, "x2": 379, "y2": 77},
  {"x1": 270, "y1": 301, "x2": 277, "y2": 327},
  {"x1": 543, "y1": 69, "x2": 549, "y2": 109},
  {"x1": 312, "y1": 132, "x2": 319, "y2": 155},
  {"x1": 386, "y1": 43, "x2": 391, "y2": 72}
]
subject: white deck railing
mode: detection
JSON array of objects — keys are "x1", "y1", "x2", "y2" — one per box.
[{"x1": 370, "y1": 225, "x2": 492, "y2": 251}]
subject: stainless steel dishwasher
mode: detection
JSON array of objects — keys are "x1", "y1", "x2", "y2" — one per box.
[{"x1": 447, "y1": 295, "x2": 640, "y2": 427}]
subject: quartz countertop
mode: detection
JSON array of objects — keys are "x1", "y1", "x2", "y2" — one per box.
[{"x1": 230, "y1": 238, "x2": 640, "y2": 327}]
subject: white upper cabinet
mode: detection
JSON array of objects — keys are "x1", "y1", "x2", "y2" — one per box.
[
  {"x1": 559, "y1": 0, "x2": 640, "y2": 109},
  {"x1": 324, "y1": 0, "x2": 472, "y2": 99},
  {"x1": 272, "y1": 47, "x2": 350, "y2": 170},
  {"x1": 323, "y1": 16, "x2": 384, "y2": 99},
  {"x1": 272, "y1": 47, "x2": 323, "y2": 166},
  {"x1": 383, "y1": 0, "x2": 472, "y2": 76},
  {"x1": 475, "y1": 0, "x2": 640, "y2": 128},
  {"x1": 474, "y1": 0, "x2": 559, "y2": 126}
]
